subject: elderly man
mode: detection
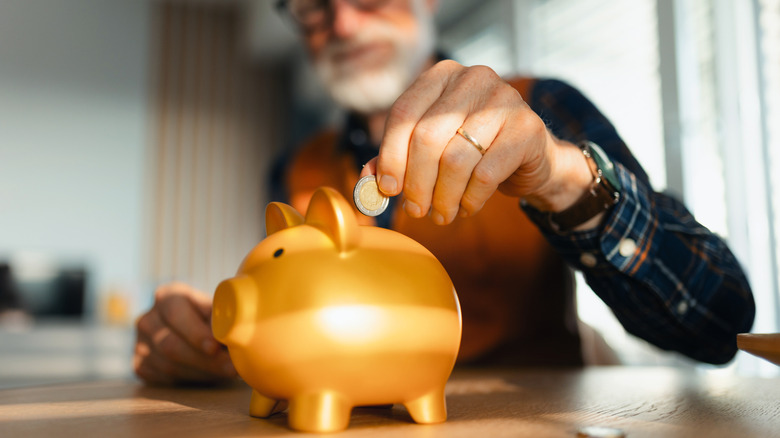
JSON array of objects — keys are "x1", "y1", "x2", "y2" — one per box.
[{"x1": 134, "y1": 0, "x2": 754, "y2": 385}]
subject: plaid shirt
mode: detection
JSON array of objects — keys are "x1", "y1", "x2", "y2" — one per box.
[{"x1": 521, "y1": 79, "x2": 755, "y2": 364}]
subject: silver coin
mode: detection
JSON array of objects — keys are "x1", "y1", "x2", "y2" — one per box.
[
  {"x1": 353, "y1": 175, "x2": 389, "y2": 217},
  {"x1": 576, "y1": 426, "x2": 626, "y2": 438}
]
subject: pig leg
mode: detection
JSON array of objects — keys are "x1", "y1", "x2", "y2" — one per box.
[
  {"x1": 287, "y1": 391, "x2": 352, "y2": 433},
  {"x1": 403, "y1": 386, "x2": 447, "y2": 424},
  {"x1": 249, "y1": 390, "x2": 285, "y2": 418}
]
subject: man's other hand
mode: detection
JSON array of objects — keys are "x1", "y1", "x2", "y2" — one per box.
[{"x1": 134, "y1": 282, "x2": 237, "y2": 385}]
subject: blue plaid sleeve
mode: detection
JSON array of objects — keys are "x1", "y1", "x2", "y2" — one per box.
[{"x1": 522, "y1": 79, "x2": 755, "y2": 364}]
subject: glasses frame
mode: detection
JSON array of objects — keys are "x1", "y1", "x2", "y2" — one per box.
[{"x1": 274, "y1": 0, "x2": 393, "y2": 33}]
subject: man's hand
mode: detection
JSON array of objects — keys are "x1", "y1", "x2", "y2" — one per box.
[
  {"x1": 361, "y1": 60, "x2": 593, "y2": 226},
  {"x1": 134, "y1": 282, "x2": 237, "y2": 385}
]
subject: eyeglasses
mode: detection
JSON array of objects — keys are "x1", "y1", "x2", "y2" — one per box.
[{"x1": 275, "y1": 0, "x2": 393, "y2": 32}]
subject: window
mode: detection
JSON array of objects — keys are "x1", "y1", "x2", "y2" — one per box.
[{"x1": 759, "y1": 0, "x2": 780, "y2": 332}]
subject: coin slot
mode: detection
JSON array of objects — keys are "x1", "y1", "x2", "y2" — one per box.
[{"x1": 273, "y1": 248, "x2": 284, "y2": 258}]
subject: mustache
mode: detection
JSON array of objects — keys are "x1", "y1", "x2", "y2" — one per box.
[{"x1": 318, "y1": 26, "x2": 398, "y2": 61}]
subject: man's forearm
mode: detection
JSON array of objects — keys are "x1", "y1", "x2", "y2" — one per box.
[{"x1": 524, "y1": 163, "x2": 756, "y2": 364}]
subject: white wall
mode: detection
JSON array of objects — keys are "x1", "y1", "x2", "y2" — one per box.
[{"x1": 0, "y1": 0, "x2": 151, "y2": 316}]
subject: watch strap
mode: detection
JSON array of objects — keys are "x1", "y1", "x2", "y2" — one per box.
[{"x1": 547, "y1": 142, "x2": 620, "y2": 232}]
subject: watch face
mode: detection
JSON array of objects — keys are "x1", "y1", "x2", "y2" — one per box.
[{"x1": 588, "y1": 142, "x2": 622, "y2": 192}]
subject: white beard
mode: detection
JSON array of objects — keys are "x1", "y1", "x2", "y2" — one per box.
[{"x1": 313, "y1": 1, "x2": 436, "y2": 115}]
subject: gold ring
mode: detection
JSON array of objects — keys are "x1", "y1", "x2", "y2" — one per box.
[{"x1": 456, "y1": 127, "x2": 486, "y2": 155}]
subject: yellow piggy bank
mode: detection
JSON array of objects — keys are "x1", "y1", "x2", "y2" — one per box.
[{"x1": 212, "y1": 187, "x2": 462, "y2": 433}]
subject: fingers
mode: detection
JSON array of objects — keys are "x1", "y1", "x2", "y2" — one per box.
[
  {"x1": 430, "y1": 111, "x2": 499, "y2": 224},
  {"x1": 188, "y1": 286, "x2": 214, "y2": 320},
  {"x1": 384, "y1": 62, "x2": 492, "y2": 219},
  {"x1": 134, "y1": 335, "x2": 234, "y2": 385},
  {"x1": 137, "y1": 309, "x2": 234, "y2": 373},
  {"x1": 154, "y1": 283, "x2": 220, "y2": 355},
  {"x1": 382, "y1": 62, "x2": 533, "y2": 223},
  {"x1": 134, "y1": 283, "x2": 238, "y2": 386},
  {"x1": 461, "y1": 107, "x2": 547, "y2": 215},
  {"x1": 374, "y1": 61, "x2": 551, "y2": 225},
  {"x1": 377, "y1": 60, "x2": 461, "y2": 196},
  {"x1": 403, "y1": 88, "x2": 472, "y2": 219}
]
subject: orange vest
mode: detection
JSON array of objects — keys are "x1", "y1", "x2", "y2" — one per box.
[{"x1": 285, "y1": 78, "x2": 582, "y2": 366}]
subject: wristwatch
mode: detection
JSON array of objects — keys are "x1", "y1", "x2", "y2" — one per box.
[{"x1": 547, "y1": 141, "x2": 621, "y2": 232}]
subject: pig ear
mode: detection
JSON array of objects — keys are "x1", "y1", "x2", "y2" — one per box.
[
  {"x1": 266, "y1": 202, "x2": 305, "y2": 236},
  {"x1": 305, "y1": 187, "x2": 360, "y2": 253}
]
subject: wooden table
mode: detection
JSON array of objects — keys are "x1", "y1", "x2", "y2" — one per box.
[{"x1": 0, "y1": 367, "x2": 777, "y2": 438}]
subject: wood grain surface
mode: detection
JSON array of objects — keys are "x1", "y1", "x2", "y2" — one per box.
[{"x1": 0, "y1": 367, "x2": 778, "y2": 438}]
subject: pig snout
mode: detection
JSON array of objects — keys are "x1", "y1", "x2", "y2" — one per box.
[{"x1": 212, "y1": 275, "x2": 258, "y2": 346}]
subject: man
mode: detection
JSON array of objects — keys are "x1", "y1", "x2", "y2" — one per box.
[{"x1": 134, "y1": 0, "x2": 755, "y2": 385}]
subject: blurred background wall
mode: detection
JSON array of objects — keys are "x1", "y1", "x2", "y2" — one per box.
[
  {"x1": 0, "y1": 0, "x2": 152, "y2": 386},
  {"x1": 0, "y1": 0, "x2": 149, "y2": 318},
  {"x1": 0, "y1": 0, "x2": 778, "y2": 386}
]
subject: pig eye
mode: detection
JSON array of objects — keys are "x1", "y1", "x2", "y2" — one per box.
[{"x1": 273, "y1": 248, "x2": 284, "y2": 258}]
